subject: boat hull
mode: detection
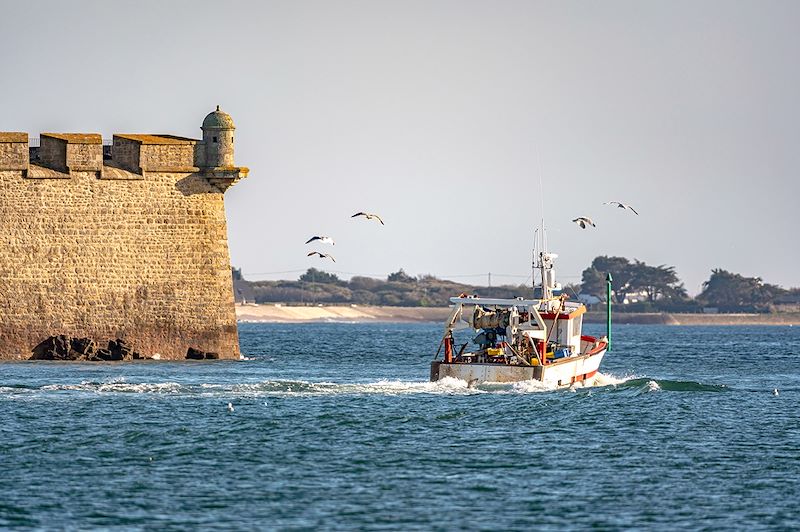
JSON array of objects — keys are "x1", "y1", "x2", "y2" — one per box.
[{"x1": 431, "y1": 347, "x2": 606, "y2": 387}]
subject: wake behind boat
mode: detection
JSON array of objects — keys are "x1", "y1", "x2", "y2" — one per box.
[{"x1": 430, "y1": 244, "x2": 608, "y2": 387}]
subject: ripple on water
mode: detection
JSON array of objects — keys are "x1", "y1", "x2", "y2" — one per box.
[{"x1": 1, "y1": 322, "x2": 799, "y2": 529}]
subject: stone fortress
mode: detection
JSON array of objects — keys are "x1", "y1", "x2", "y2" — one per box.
[{"x1": 0, "y1": 107, "x2": 248, "y2": 360}]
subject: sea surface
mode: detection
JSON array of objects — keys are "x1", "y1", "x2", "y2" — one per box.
[{"x1": 1, "y1": 323, "x2": 799, "y2": 530}]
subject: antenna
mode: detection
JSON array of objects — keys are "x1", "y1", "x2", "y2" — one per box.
[
  {"x1": 533, "y1": 146, "x2": 551, "y2": 298},
  {"x1": 536, "y1": 145, "x2": 546, "y2": 232},
  {"x1": 535, "y1": 145, "x2": 550, "y2": 292},
  {"x1": 531, "y1": 147, "x2": 560, "y2": 305}
]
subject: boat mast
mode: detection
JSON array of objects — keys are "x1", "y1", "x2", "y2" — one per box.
[{"x1": 533, "y1": 218, "x2": 559, "y2": 305}]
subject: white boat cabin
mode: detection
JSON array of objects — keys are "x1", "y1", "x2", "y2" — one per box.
[{"x1": 442, "y1": 295, "x2": 588, "y2": 366}]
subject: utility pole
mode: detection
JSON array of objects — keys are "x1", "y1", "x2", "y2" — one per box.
[{"x1": 488, "y1": 272, "x2": 492, "y2": 288}]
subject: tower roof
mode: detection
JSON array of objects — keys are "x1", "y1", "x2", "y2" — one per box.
[{"x1": 202, "y1": 105, "x2": 235, "y2": 129}]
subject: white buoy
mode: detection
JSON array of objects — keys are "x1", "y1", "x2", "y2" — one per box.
[{"x1": 227, "y1": 402, "x2": 234, "y2": 412}]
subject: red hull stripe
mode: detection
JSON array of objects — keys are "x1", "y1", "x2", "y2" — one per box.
[{"x1": 571, "y1": 369, "x2": 598, "y2": 384}]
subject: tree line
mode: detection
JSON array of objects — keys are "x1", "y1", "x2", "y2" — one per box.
[
  {"x1": 237, "y1": 258, "x2": 799, "y2": 313},
  {"x1": 242, "y1": 268, "x2": 528, "y2": 307},
  {"x1": 579, "y1": 256, "x2": 795, "y2": 313}
]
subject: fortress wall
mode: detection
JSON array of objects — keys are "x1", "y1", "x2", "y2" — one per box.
[
  {"x1": 40, "y1": 134, "x2": 103, "y2": 173},
  {"x1": 66, "y1": 143, "x2": 103, "y2": 171},
  {"x1": 39, "y1": 136, "x2": 69, "y2": 172},
  {"x1": 0, "y1": 167, "x2": 240, "y2": 360},
  {"x1": 139, "y1": 144, "x2": 195, "y2": 171},
  {"x1": 0, "y1": 135, "x2": 28, "y2": 170},
  {"x1": 112, "y1": 138, "x2": 141, "y2": 173}
]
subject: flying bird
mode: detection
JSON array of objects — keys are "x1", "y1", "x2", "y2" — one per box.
[
  {"x1": 305, "y1": 235, "x2": 335, "y2": 246},
  {"x1": 603, "y1": 201, "x2": 639, "y2": 215},
  {"x1": 307, "y1": 251, "x2": 336, "y2": 262},
  {"x1": 572, "y1": 217, "x2": 596, "y2": 229},
  {"x1": 351, "y1": 212, "x2": 384, "y2": 225}
]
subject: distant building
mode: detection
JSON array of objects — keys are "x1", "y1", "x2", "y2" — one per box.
[
  {"x1": 232, "y1": 268, "x2": 255, "y2": 304},
  {"x1": 622, "y1": 290, "x2": 649, "y2": 304},
  {"x1": 577, "y1": 293, "x2": 602, "y2": 307}
]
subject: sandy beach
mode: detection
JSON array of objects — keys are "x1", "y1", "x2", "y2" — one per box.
[{"x1": 235, "y1": 304, "x2": 452, "y2": 323}]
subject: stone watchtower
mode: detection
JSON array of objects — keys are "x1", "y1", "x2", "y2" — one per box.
[
  {"x1": 0, "y1": 107, "x2": 249, "y2": 360},
  {"x1": 202, "y1": 105, "x2": 235, "y2": 167}
]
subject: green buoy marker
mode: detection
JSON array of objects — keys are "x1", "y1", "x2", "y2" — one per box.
[{"x1": 606, "y1": 272, "x2": 613, "y2": 351}]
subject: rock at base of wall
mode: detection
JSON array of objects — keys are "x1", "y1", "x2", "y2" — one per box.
[
  {"x1": 30, "y1": 336, "x2": 147, "y2": 361},
  {"x1": 107, "y1": 339, "x2": 142, "y2": 361},
  {"x1": 91, "y1": 348, "x2": 114, "y2": 361},
  {"x1": 31, "y1": 335, "x2": 96, "y2": 360},
  {"x1": 70, "y1": 337, "x2": 96, "y2": 359},
  {"x1": 186, "y1": 347, "x2": 220, "y2": 360}
]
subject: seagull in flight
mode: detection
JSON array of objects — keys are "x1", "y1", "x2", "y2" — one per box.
[
  {"x1": 572, "y1": 217, "x2": 596, "y2": 229},
  {"x1": 603, "y1": 201, "x2": 639, "y2": 215},
  {"x1": 305, "y1": 235, "x2": 335, "y2": 246},
  {"x1": 351, "y1": 212, "x2": 384, "y2": 225},
  {"x1": 307, "y1": 251, "x2": 336, "y2": 262}
]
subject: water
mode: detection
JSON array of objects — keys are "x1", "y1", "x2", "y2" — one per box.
[{"x1": 1, "y1": 323, "x2": 799, "y2": 530}]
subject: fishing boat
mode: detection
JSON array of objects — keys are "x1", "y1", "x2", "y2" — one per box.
[{"x1": 430, "y1": 242, "x2": 608, "y2": 386}]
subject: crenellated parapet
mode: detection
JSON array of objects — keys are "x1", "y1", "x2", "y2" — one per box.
[
  {"x1": 40, "y1": 133, "x2": 103, "y2": 175},
  {"x1": 0, "y1": 106, "x2": 247, "y2": 188},
  {"x1": 0, "y1": 132, "x2": 29, "y2": 171}
]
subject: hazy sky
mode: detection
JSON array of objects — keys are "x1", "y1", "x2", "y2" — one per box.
[{"x1": 2, "y1": 0, "x2": 799, "y2": 294}]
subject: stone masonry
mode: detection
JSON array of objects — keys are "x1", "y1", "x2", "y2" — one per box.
[{"x1": 0, "y1": 107, "x2": 248, "y2": 360}]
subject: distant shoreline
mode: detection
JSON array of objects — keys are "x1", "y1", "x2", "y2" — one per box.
[
  {"x1": 235, "y1": 304, "x2": 800, "y2": 326},
  {"x1": 235, "y1": 304, "x2": 451, "y2": 323},
  {"x1": 584, "y1": 312, "x2": 800, "y2": 326}
]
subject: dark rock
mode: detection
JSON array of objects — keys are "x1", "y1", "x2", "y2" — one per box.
[
  {"x1": 31, "y1": 336, "x2": 149, "y2": 362},
  {"x1": 186, "y1": 347, "x2": 205, "y2": 360},
  {"x1": 108, "y1": 339, "x2": 135, "y2": 361},
  {"x1": 186, "y1": 347, "x2": 218, "y2": 360},
  {"x1": 53, "y1": 336, "x2": 70, "y2": 360},
  {"x1": 29, "y1": 339, "x2": 51, "y2": 360},
  {"x1": 92, "y1": 348, "x2": 114, "y2": 361},
  {"x1": 70, "y1": 337, "x2": 95, "y2": 357},
  {"x1": 30, "y1": 335, "x2": 70, "y2": 360}
]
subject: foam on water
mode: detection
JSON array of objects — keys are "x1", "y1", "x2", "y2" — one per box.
[
  {"x1": 41, "y1": 379, "x2": 185, "y2": 394},
  {"x1": 593, "y1": 372, "x2": 634, "y2": 387},
  {"x1": 1, "y1": 377, "x2": 476, "y2": 398},
  {"x1": 507, "y1": 379, "x2": 557, "y2": 393},
  {"x1": 2, "y1": 322, "x2": 799, "y2": 530},
  {"x1": 0, "y1": 376, "x2": 586, "y2": 398},
  {"x1": 0, "y1": 372, "x2": 732, "y2": 400},
  {"x1": 647, "y1": 380, "x2": 662, "y2": 392}
]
